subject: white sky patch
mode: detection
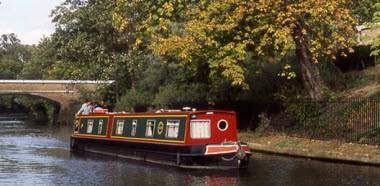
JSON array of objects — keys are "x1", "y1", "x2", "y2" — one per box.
[
  {"x1": 0, "y1": 0, "x2": 64, "y2": 45},
  {"x1": 0, "y1": 28, "x2": 14, "y2": 35},
  {"x1": 20, "y1": 29, "x2": 53, "y2": 46}
]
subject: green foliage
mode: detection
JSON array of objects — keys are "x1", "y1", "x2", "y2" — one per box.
[
  {"x1": 116, "y1": 83, "x2": 208, "y2": 111},
  {"x1": 350, "y1": 0, "x2": 380, "y2": 24},
  {"x1": 0, "y1": 96, "x2": 56, "y2": 123},
  {"x1": 115, "y1": 89, "x2": 152, "y2": 112},
  {"x1": 286, "y1": 101, "x2": 322, "y2": 127},
  {"x1": 284, "y1": 100, "x2": 349, "y2": 139},
  {"x1": 20, "y1": 38, "x2": 57, "y2": 79},
  {"x1": 278, "y1": 93, "x2": 380, "y2": 143},
  {"x1": 116, "y1": 0, "x2": 357, "y2": 101},
  {"x1": 16, "y1": 97, "x2": 57, "y2": 123},
  {"x1": 0, "y1": 0, "x2": 367, "y2": 117},
  {"x1": 45, "y1": 0, "x2": 165, "y2": 104},
  {"x1": 115, "y1": 59, "x2": 208, "y2": 110},
  {"x1": 49, "y1": 0, "x2": 138, "y2": 95},
  {"x1": 0, "y1": 96, "x2": 28, "y2": 112},
  {"x1": 322, "y1": 87, "x2": 338, "y2": 102},
  {"x1": 153, "y1": 83, "x2": 207, "y2": 108},
  {"x1": 50, "y1": 0, "x2": 116, "y2": 79},
  {"x1": 370, "y1": 3, "x2": 380, "y2": 57},
  {"x1": 0, "y1": 34, "x2": 32, "y2": 79}
]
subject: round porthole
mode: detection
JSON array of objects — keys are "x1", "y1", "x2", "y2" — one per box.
[{"x1": 217, "y1": 120, "x2": 228, "y2": 131}]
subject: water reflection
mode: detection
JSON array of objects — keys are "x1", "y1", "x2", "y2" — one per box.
[{"x1": 0, "y1": 118, "x2": 380, "y2": 185}]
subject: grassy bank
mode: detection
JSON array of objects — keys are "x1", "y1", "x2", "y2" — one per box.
[{"x1": 239, "y1": 132, "x2": 380, "y2": 165}]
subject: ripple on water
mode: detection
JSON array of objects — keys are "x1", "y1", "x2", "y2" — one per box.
[{"x1": 1, "y1": 118, "x2": 380, "y2": 185}]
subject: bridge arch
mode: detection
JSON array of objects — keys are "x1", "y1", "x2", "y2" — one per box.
[
  {"x1": 0, "y1": 93, "x2": 61, "y2": 105},
  {"x1": 0, "y1": 80, "x2": 114, "y2": 123}
]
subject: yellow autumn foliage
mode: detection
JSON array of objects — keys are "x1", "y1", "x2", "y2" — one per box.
[{"x1": 113, "y1": 0, "x2": 357, "y2": 91}]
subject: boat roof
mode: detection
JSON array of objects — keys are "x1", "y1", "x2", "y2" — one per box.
[{"x1": 86, "y1": 109, "x2": 235, "y2": 117}]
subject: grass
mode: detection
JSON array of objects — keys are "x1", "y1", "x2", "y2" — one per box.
[
  {"x1": 275, "y1": 139, "x2": 299, "y2": 148},
  {"x1": 339, "y1": 65, "x2": 380, "y2": 94}
]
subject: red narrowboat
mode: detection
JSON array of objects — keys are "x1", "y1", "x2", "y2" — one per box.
[{"x1": 70, "y1": 108, "x2": 251, "y2": 169}]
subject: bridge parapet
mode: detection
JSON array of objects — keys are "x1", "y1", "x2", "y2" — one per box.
[
  {"x1": 0, "y1": 80, "x2": 115, "y2": 84},
  {"x1": 0, "y1": 80, "x2": 115, "y2": 115}
]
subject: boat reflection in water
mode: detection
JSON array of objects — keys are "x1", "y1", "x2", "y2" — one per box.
[{"x1": 182, "y1": 173, "x2": 240, "y2": 186}]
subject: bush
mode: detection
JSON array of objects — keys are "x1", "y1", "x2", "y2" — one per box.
[
  {"x1": 285, "y1": 101, "x2": 322, "y2": 128},
  {"x1": 115, "y1": 90, "x2": 152, "y2": 112},
  {"x1": 152, "y1": 83, "x2": 208, "y2": 108}
]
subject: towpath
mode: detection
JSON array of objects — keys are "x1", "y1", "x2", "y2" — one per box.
[{"x1": 239, "y1": 133, "x2": 380, "y2": 165}]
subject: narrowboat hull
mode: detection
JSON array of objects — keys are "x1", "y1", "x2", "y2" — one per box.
[{"x1": 70, "y1": 136, "x2": 251, "y2": 169}]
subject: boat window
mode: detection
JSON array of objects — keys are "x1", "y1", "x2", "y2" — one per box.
[
  {"x1": 131, "y1": 120, "x2": 137, "y2": 136},
  {"x1": 145, "y1": 120, "x2": 156, "y2": 137},
  {"x1": 98, "y1": 120, "x2": 103, "y2": 134},
  {"x1": 115, "y1": 119, "x2": 125, "y2": 135},
  {"x1": 190, "y1": 120, "x2": 211, "y2": 139},
  {"x1": 217, "y1": 120, "x2": 228, "y2": 132},
  {"x1": 166, "y1": 120, "x2": 180, "y2": 138},
  {"x1": 87, "y1": 119, "x2": 94, "y2": 133}
]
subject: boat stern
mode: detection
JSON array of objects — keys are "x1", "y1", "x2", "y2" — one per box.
[{"x1": 202, "y1": 142, "x2": 251, "y2": 169}]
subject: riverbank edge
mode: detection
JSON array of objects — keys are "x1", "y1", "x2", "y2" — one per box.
[{"x1": 239, "y1": 133, "x2": 380, "y2": 166}]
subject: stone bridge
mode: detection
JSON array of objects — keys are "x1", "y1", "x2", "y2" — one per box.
[{"x1": 0, "y1": 80, "x2": 114, "y2": 113}]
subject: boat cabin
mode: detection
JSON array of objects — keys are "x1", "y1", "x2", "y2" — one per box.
[{"x1": 74, "y1": 110, "x2": 238, "y2": 146}]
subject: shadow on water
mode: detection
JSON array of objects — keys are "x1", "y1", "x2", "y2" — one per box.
[
  {"x1": 1, "y1": 117, "x2": 380, "y2": 185},
  {"x1": 66, "y1": 152, "x2": 247, "y2": 186}
]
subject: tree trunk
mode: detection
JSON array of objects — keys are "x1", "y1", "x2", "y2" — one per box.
[{"x1": 293, "y1": 19, "x2": 324, "y2": 101}]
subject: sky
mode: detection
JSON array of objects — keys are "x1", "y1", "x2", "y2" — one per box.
[{"x1": 0, "y1": 0, "x2": 64, "y2": 45}]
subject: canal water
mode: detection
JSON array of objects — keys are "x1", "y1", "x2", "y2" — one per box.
[{"x1": 1, "y1": 117, "x2": 380, "y2": 186}]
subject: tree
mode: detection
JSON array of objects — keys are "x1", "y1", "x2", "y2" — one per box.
[
  {"x1": 114, "y1": 1, "x2": 247, "y2": 97},
  {"x1": 370, "y1": 3, "x2": 380, "y2": 57},
  {"x1": 145, "y1": 0, "x2": 356, "y2": 101},
  {"x1": 113, "y1": 0, "x2": 200, "y2": 90},
  {"x1": 0, "y1": 33, "x2": 20, "y2": 47},
  {"x1": 20, "y1": 38, "x2": 57, "y2": 79},
  {"x1": 263, "y1": 1, "x2": 356, "y2": 100},
  {"x1": 50, "y1": 0, "x2": 119, "y2": 79},
  {"x1": 49, "y1": 0, "x2": 149, "y2": 101},
  {"x1": 0, "y1": 34, "x2": 32, "y2": 79},
  {"x1": 350, "y1": 0, "x2": 379, "y2": 24}
]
